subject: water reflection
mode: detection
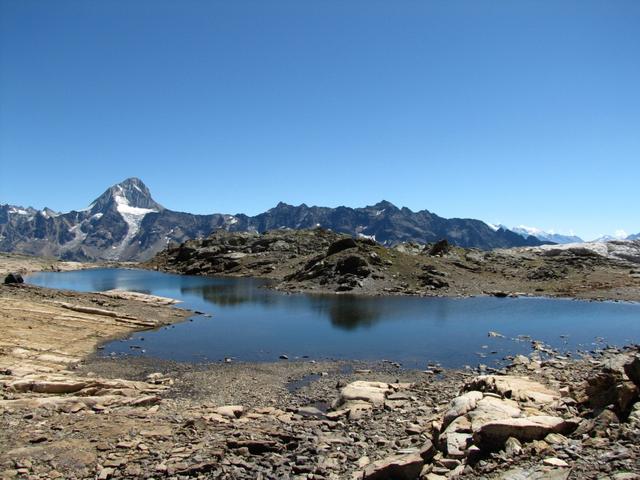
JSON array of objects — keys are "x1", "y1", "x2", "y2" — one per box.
[
  {"x1": 309, "y1": 296, "x2": 382, "y2": 330},
  {"x1": 180, "y1": 281, "x2": 385, "y2": 330},
  {"x1": 180, "y1": 281, "x2": 277, "y2": 308}
]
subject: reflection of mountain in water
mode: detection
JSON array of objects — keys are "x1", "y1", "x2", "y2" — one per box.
[
  {"x1": 83, "y1": 277, "x2": 151, "y2": 296},
  {"x1": 180, "y1": 281, "x2": 277, "y2": 307},
  {"x1": 311, "y1": 297, "x2": 383, "y2": 330}
]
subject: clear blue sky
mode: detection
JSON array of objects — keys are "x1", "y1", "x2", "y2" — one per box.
[{"x1": 1, "y1": 1, "x2": 638, "y2": 240}]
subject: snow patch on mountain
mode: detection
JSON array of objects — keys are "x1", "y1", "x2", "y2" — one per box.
[
  {"x1": 39, "y1": 208, "x2": 60, "y2": 218},
  {"x1": 509, "y1": 225, "x2": 583, "y2": 244},
  {"x1": 485, "y1": 223, "x2": 503, "y2": 232},
  {"x1": 592, "y1": 230, "x2": 628, "y2": 242},
  {"x1": 513, "y1": 225, "x2": 547, "y2": 236},
  {"x1": 357, "y1": 232, "x2": 376, "y2": 241},
  {"x1": 108, "y1": 186, "x2": 158, "y2": 259},
  {"x1": 62, "y1": 224, "x2": 88, "y2": 253},
  {"x1": 9, "y1": 207, "x2": 29, "y2": 215},
  {"x1": 528, "y1": 240, "x2": 640, "y2": 264}
]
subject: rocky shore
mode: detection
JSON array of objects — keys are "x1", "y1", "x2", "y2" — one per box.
[
  {"x1": 2, "y1": 252, "x2": 640, "y2": 479},
  {"x1": 145, "y1": 229, "x2": 640, "y2": 301},
  {"x1": 2, "y1": 318, "x2": 640, "y2": 479}
]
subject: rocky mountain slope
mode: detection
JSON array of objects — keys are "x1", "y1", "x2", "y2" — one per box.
[
  {"x1": 147, "y1": 229, "x2": 640, "y2": 300},
  {"x1": 1, "y1": 178, "x2": 545, "y2": 261},
  {"x1": 0, "y1": 178, "x2": 238, "y2": 261}
]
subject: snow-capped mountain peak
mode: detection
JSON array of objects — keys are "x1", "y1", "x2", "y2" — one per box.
[
  {"x1": 89, "y1": 177, "x2": 163, "y2": 215},
  {"x1": 508, "y1": 225, "x2": 583, "y2": 244},
  {"x1": 592, "y1": 230, "x2": 629, "y2": 243}
]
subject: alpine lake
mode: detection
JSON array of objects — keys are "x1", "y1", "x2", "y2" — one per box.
[{"x1": 27, "y1": 268, "x2": 640, "y2": 369}]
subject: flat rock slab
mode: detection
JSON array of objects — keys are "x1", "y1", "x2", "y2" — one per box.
[
  {"x1": 339, "y1": 381, "x2": 394, "y2": 406},
  {"x1": 467, "y1": 396, "x2": 522, "y2": 431},
  {"x1": 474, "y1": 415, "x2": 575, "y2": 450},
  {"x1": 362, "y1": 452, "x2": 424, "y2": 480},
  {"x1": 495, "y1": 467, "x2": 571, "y2": 480},
  {"x1": 443, "y1": 390, "x2": 483, "y2": 427},
  {"x1": 465, "y1": 375, "x2": 560, "y2": 405}
]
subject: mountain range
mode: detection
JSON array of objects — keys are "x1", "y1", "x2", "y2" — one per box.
[
  {"x1": 1, "y1": 177, "x2": 632, "y2": 262},
  {"x1": 506, "y1": 226, "x2": 584, "y2": 245}
]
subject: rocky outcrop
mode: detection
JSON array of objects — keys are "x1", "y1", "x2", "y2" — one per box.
[
  {"x1": 147, "y1": 226, "x2": 640, "y2": 300},
  {"x1": 3, "y1": 272, "x2": 23, "y2": 284},
  {"x1": 575, "y1": 353, "x2": 640, "y2": 416}
]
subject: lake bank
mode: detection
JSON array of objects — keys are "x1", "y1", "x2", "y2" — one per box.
[
  {"x1": 2, "y1": 325, "x2": 640, "y2": 479},
  {"x1": 2, "y1": 254, "x2": 640, "y2": 479},
  {"x1": 145, "y1": 230, "x2": 640, "y2": 302}
]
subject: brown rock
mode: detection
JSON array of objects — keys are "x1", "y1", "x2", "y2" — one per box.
[
  {"x1": 473, "y1": 415, "x2": 577, "y2": 450},
  {"x1": 362, "y1": 452, "x2": 424, "y2": 480}
]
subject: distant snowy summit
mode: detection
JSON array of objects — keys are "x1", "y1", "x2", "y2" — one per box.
[
  {"x1": 488, "y1": 223, "x2": 640, "y2": 245},
  {"x1": 592, "y1": 231, "x2": 632, "y2": 243},
  {"x1": 509, "y1": 225, "x2": 584, "y2": 245},
  {"x1": 485, "y1": 223, "x2": 582, "y2": 245}
]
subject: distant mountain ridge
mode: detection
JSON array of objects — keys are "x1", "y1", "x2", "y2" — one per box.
[
  {"x1": 508, "y1": 225, "x2": 584, "y2": 245},
  {"x1": 1, "y1": 177, "x2": 547, "y2": 261}
]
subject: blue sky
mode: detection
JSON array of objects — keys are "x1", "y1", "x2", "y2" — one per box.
[{"x1": 1, "y1": 0, "x2": 638, "y2": 240}]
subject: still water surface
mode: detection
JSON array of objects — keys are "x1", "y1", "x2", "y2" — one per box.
[{"x1": 27, "y1": 268, "x2": 640, "y2": 368}]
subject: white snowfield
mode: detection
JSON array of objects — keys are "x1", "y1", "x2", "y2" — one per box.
[
  {"x1": 8, "y1": 207, "x2": 29, "y2": 215},
  {"x1": 115, "y1": 196, "x2": 156, "y2": 216},
  {"x1": 111, "y1": 186, "x2": 158, "y2": 258},
  {"x1": 514, "y1": 225, "x2": 547, "y2": 235},
  {"x1": 525, "y1": 240, "x2": 640, "y2": 264}
]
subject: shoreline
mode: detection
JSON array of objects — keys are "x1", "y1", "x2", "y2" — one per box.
[
  {"x1": 143, "y1": 262, "x2": 640, "y2": 303},
  {"x1": 6, "y1": 247, "x2": 637, "y2": 303},
  {"x1": 1, "y1": 254, "x2": 640, "y2": 479},
  {"x1": 146, "y1": 229, "x2": 640, "y2": 302}
]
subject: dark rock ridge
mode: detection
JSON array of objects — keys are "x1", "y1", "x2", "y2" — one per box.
[
  {"x1": 1, "y1": 178, "x2": 546, "y2": 261},
  {"x1": 147, "y1": 228, "x2": 640, "y2": 299}
]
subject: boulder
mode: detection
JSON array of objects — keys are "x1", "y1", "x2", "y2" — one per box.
[
  {"x1": 335, "y1": 255, "x2": 370, "y2": 277},
  {"x1": 419, "y1": 273, "x2": 449, "y2": 289},
  {"x1": 504, "y1": 436, "x2": 522, "y2": 456},
  {"x1": 326, "y1": 237, "x2": 358, "y2": 256},
  {"x1": 442, "y1": 391, "x2": 483, "y2": 428},
  {"x1": 428, "y1": 240, "x2": 450, "y2": 256},
  {"x1": 464, "y1": 375, "x2": 560, "y2": 405},
  {"x1": 444, "y1": 432, "x2": 472, "y2": 458},
  {"x1": 4, "y1": 272, "x2": 24, "y2": 284},
  {"x1": 580, "y1": 354, "x2": 640, "y2": 414},
  {"x1": 512, "y1": 355, "x2": 531, "y2": 366},
  {"x1": 362, "y1": 452, "x2": 424, "y2": 480},
  {"x1": 624, "y1": 355, "x2": 640, "y2": 388},
  {"x1": 473, "y1": 415, "x2": 576, "y2": 450},
  {"x1": 337, "y1": 381, "x2": 393, "y2": 407},
  {"x1": 214, "y1": 405, "x2": 244, "y2": 419},
  {"x1": 466, "y1": 396, "x2": 522, "y2": 432}
]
